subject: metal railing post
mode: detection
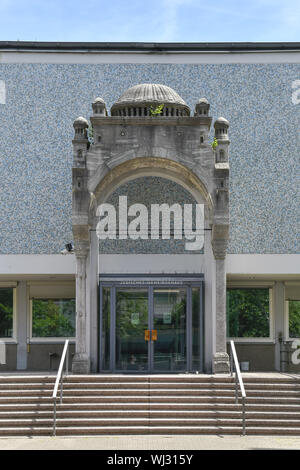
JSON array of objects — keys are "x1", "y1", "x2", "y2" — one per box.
[
  {"x1": 242, "y1": 396, "x2": 246, "y2": 436},
  {"x1": 230, "y1": 340, "x2": 247, "y2": 436},
  {"x1": 53, "y1": 399, "x2": 57, "y2": 437},
  {"x1": 60, "y1": 372, "x2": 63, "y2": 404},
  {"x1": 235, "y1": 368, "x2": 238, "y2": 404},
  {"x1": 66, "y1": 348, "x2": 69, "y2": 376},
  {"x1": 52, "y1": 339, "x2": 70, "y2": 437}
]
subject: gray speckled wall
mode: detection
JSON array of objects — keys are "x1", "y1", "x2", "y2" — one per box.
[
  {"x1": 0, "y1": 63, "x2": 299, "y2": 254},
  {"x1": 99, "y1": 176, "x2": 203, "y2": 254}
]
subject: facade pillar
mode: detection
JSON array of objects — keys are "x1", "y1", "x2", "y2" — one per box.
[
  {"x1": 274, "y1": 282, "x2": 285, "y2": 371},
  {"x1": 213, "y1": 257, "x2": 230, "y2": 373},
  {"x1": 212, "y1": 226, "x2": 230, "y2": 374},
  {"x1": 16, "y1": 281, "x2": 27, "y2": 370},
  {"x1": 72, "y1": 242, "x2": 90, "y2": 374}
]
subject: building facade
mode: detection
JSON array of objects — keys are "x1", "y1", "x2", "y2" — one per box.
[{"x1": 0, "y1": 42, "x2": 299, "y2": 373}]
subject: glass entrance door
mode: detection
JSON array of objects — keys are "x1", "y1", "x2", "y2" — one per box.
[
  {"x1": 152, "y1": 288, "x2": 187, "y2": 372},
  {"x1": 115, "y1": 289, "x2": 149, "y2": 372},
  {"x1": 99, "y1": 279, "x2": 203, "y2": 373}
]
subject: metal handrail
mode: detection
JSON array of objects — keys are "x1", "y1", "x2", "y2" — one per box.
[
  {"x1": 229, "y1": 340, "x2": 246, "y2": 436},
  {"x1": 52, "y1": 339, "x2": 70, "y2": 436}
]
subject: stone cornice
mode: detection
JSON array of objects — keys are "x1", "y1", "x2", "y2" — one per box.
[{"x1": 90, "y1": 116, "x2": 212, "y2": 127}]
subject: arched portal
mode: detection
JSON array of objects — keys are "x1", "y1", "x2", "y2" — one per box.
[
  {"x1": 72, "y1": 83, "x2": 230, "y2": 375},
  {"x1": 90, "y1": 161, "x2": 209, "y2": 373}
]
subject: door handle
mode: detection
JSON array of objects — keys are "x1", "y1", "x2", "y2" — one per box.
[
  {"x1": 144, "y1": 330, "x2": 150, "y2": 341},
  {"x1": 152, "y1": 330, "x2": 157, "y2": 341}
]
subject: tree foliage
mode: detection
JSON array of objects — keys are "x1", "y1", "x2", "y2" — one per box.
[
  {"x1": 32, "y1": 299, "x2": 75, "y2": 337},
  {"x1": 227, "y1": 288, "x2": 269, "y2": 338},
  {"x1": 288, "y1": 301, "x2": 300, "y2": 338},
  {"x1": 149, "y1": 104, "x2": 164, "y2": 116},
  {"x1": 0, "y1": 289, "x2": 13, "y2": 337}
]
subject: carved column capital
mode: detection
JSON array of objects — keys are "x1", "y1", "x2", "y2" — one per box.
[
  {"x1": 211, "y1": 222, "x2": 229, "y2": 260},
  {"x1": 74, "y1": 240, "x2": 90, "y2": 259}
]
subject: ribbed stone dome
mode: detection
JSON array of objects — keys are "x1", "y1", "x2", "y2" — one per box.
[{"x1": 111, "y1": 83, "x2": 190, "y2": 117}]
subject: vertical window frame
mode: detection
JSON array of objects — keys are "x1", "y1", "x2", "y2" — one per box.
[{"x1": 285, "y1": 299, "x2": 300, "y2": 341}]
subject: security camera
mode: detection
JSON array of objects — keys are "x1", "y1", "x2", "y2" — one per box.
[
  {"x1": 60, "y1": 242, "x2": 74, "y2": 255},
  {"x1": 65, "y1": 243, "x2": 74, "y2": 252}
]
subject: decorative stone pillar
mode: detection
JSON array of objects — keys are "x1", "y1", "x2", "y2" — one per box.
[
  {"x1": 212, "y1": 226, "x2": 230, "y2": 374},
  {"x1": 72, "y1": 241, "x2": 90, "y2": 374}
]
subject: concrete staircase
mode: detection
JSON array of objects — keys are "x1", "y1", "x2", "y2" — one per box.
[{"x1": 1, "y1": 374, "x2": 300, "y2": 436}]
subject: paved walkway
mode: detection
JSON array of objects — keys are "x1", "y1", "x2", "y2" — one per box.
[{"x1": 0, "y1": 435, "x2": 300, "y2": 450}]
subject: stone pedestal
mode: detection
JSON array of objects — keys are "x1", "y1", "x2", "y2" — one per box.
[
  {"x1": 213, "y1": 351, "x2": 230, "y2": 374},
  {"x1": 72, "y1": 352, "x2": 90, "y2": 374}
]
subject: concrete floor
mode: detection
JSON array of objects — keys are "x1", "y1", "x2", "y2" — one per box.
[{"x1": 0, "y1": 435, "x2": 300, "y2": 450}]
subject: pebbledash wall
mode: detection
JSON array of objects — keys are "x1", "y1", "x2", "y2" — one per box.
[{"x1": 0, "y1": 42, "x2": 299, "y2": 373}]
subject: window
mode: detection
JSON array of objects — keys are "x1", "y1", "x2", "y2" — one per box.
[
  {"x1": 31, "y1": 298, "x2": 75, "y2": 338},
  {"x1": 101, "y1": 287, "x2": 110, "y2": 370},
  {"x1": 227, "y1": 288, "x2": 270, "y2": 338},
  {"x1": 288, "y1": 300, "x2": 300, "y2": 339},
  {"x1": 0, "y1": 288, "x2": 14, "y2": 338},
  {"x1": 192, "y1": 287, "x2": 202, "y2": 371}
]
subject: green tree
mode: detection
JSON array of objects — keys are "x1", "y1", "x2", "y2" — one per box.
[
  {"x1": 288, "y1": 301, "x2": 300, "y2": 338},
  {"x1": 0, "y1": 289, "x2": 13, "y2": 337},
  {"x1": 227, "y1": 288, "x2": 269, "y2": 338},
  {"x1": 32, "y1": 299, "x2": 75, "y2": 337}
]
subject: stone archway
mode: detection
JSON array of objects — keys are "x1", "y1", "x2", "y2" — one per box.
[
  {"x1": 91, "y1": 157, "x2": 213, "y2": 211},
  {"x1": 71, "y1": 83, "x2": 230, "y2": 374}
]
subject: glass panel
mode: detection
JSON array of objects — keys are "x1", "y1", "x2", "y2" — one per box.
[
  {"x1": 192, "y1": 287, "x2": 201, "y2": 371},
  {"x1": 0, "y1": 288, "x2": 13, "y2": 338},
  {"x1": 227, "y1": 288, "x2": 270, "y2": 338},
  {"x1": 101, "y1": 287, "x2": 110, "y2": 370},
  {"x1": 32, "y1": 299, "x2": 75, "y2": 337},
  {"x1": 153, "y1": 288, "x2": 187, "y2": 371},
  {"x1": 115, "y1": 289, "x2": 148, "y2": 371},
  {"x1": 288, "y1": 300, "x2": 300, "y2": 338}
]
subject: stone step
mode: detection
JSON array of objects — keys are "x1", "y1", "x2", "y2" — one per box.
[
  {"x1": 0, "y1": 410, "x2": 243, "y2": 419},
  {"x1": 0, "y1": 417, "x2": 294, "y2": 428},
  {"x1": 2, "y1": 409, "x2": 300, "y2": 420},
  {"x1": 1, "y1": 382, "x2": 300, "y2": 392},
  {"x1": 1, "y1": 375, "x2": 300, "y2": 385},
  {"x1": 0, "y1": 382, "x2": 238, "y2": 391},
  {"x1": 2, "y1": 375, "x2": 300, "y2": 437},
  {"x1": 2, "y1": 402, "x2": 300, "y2": 412},
  {"x1": 1, "y1": 389, "x2": 300, "y2": 399},
  {"x1": 2, "y1": 402, "x2": 300, "y2": 413},
  {"x1": 0, "y1": 426, "x2": 248, "y2": 436},
  {"x1": 2, "y1": 395, "x2": 300, "y2": 405},
  {"x1": 2, "y1": 425, "x2": 300, "y2": 437}
]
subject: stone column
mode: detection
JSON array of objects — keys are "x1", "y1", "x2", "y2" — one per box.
[
  {"x1": 16, "y1": 282, "x2": 27, "y2": 370},
  {"x1": 274, "y1": 282, "x2": 285, "y2": 371},
  {"x1": 212, "y1": 227, "x2": 230, "y2": 374},
  {"x1": 213, "y1": 257, "x2": 230, "y2": 373},
  {"x1": 72, "y1": 241, "x2": 90, "y2": 374}
]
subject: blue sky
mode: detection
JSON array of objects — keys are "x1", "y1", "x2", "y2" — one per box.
[{"x1": 0, "y1": 0, "x2": 300, "y2": 42}]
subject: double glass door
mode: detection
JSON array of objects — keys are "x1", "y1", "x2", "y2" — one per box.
[{"x1": 100, "y1": 281, "x2": 203, "y2": 373}]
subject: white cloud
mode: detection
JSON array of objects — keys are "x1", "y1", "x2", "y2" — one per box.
[{"x1": 158, "y1": 0, "x2": 195, "y2": 41}]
